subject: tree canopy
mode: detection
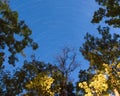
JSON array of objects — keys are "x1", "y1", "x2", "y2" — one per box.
[
  {"x1": 92, "y1": 0, "x2": 120, "y2": 27},
  {"x1": 1, "y1": 0, "x2": 120, "y2": 96},
  {"x1": 78, "y1": 0, "x2": 120, "y2": 96},
  {"x1": 80, "y1": 26, "x2": 120, "y2": 69},
  {"x1": 0, "y1": 1, "x2": 38, "y2": 67}
]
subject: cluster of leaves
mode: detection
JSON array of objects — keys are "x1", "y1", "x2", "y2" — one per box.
[
  {"x1": 103, "y1": 63, "x2": 120, "y2": 92},
  {"x1": 79, "y1": 73, "x2": 108, "y2": 96},
  {"x1": 80, "y1": 26, "x2": 120, "y2": 69},
  {"x1": 26, "y1": 73, "x2": 55, "y2": 96},
  {"x1": 0, "y1": 0, "x2": 38, "y2": 66},
  {"x1": 78, "y1": 63, "x2": 120, "y2": 96},
  {"x1": 92, "y1": 0, "x2": 120, "y2": 27},
  {"x1": 79, "y1": 71, "x2": 108, "y2": 96}
]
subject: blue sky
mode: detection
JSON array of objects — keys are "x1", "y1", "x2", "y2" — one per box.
[{"x1": 10, "y1": 0, "x2": 99, "y2": 82}]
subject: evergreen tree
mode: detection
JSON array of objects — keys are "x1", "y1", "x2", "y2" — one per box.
[
  {"x1": 92, "y1": 0, "x2": 120, "y2": 27},
  {"x1": 0, "y1": 0, "x2": 38, "y2": 67},
  {"x1": 78, "y1": 0, "x2": 120, "y2": 95}
]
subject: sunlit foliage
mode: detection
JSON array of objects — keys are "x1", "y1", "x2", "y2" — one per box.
[
  {"x1": 78, "y1": 63, "x2": 120, "y2": 96},
  {"x1": 26, "y1": 73, "x2": 55, "y2": 96},
  {"x1": 78, "y1": 24, "x2": 120, "y2": 95}
]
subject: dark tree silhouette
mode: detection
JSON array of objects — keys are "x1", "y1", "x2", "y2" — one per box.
[{"x1": 0, "y1": 1, "x2": 38, "y2": 67}]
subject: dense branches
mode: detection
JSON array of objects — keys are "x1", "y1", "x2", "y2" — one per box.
[
  {"x1": 0, "y1": 1, "x2": 38, "y2": 66},
  {"x1": 92, "y1": 0, "x2": 120, "y2": 27},
  {"x1": 78, "y1": 0, "x2": 120, "y2": 95},
  {"x1": 80, "y1": 26, "x2": 120, "y2": 69}
]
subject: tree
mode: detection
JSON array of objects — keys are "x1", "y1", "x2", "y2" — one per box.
[
  {"x1": 78, "y1": 0, "x2": 120, "y2": 95},
  {"x1": 0, "y1": 55, "x2": 62, "y2": 95},
  {"x1": 88, "y1": 0, "x2": 120, "y2": 95},
  {"x1": 25, "y1": 73, "x2": 55, "y2": 96},
  {"x1": 0, "y1": 47, "x2": 79, "y2": 96},
  {"x1": 55, "y1": 47, "x2": 78, "y2": 96},
  {"x1": 24, "y1": 47, "x2": 78, "y2": 96},
  {"x1": 0, "y1": 1, "x2": 38, "y2": 67},
  {"x1": 80, "y1": 26, "x2": 120, "y2": 69},
  {"x1": 92, "y1": 0, "x2": 120, "y2": 27},
  {"x1": 0, "y1": 59, "x2": 48, "y2": 95},
  {"x1": 23, "y1": 59, "x2": 61, "y2": 96},
  {"x1": 78, "y1": 27, "x2": 120, "y2": 95}
]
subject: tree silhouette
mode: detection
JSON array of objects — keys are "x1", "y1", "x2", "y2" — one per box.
[{"x1": 0, "y1": 1, "x2": 38, "y2": 67}]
